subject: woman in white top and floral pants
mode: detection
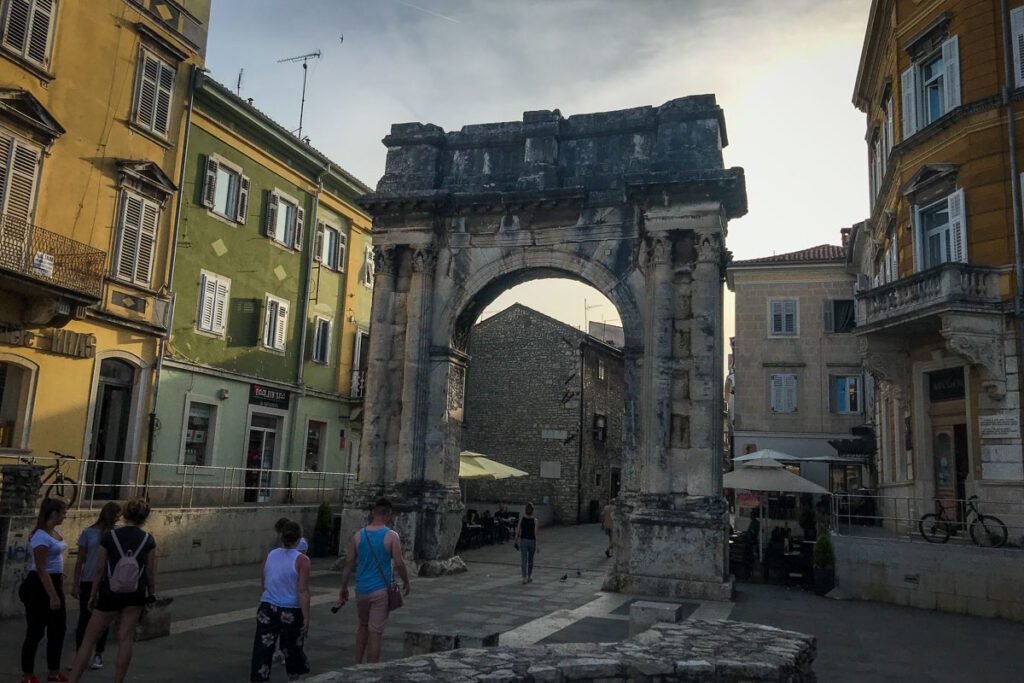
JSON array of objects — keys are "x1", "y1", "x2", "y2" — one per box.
[{"x1": 19, "y1": 498, "x2": 69, "y2": 683}]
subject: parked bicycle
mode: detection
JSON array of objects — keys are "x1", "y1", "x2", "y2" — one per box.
[
  {"x1": 918, "y1": 495, "x2": 1008, "y2": 548},
  {"x1": 19, "y1": 450, "x2": 79, "y2": 507}
]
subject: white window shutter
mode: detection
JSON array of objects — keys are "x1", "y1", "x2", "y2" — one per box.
[
  {"x1": 4, "y1": 140, "x2": 39, "y2": 222},
  {"x1": 262, "y1": 297, "x2": 273, "y2": 346},
  {"x1": 1013, "y1": 7, "x2": 1024, "y2": 87},
  {"x1": 822, "y1": 300, "x2": 834, "y2": 333},
  {"x1": 275, "y1": 302, "x2": 289, "y2": 351},
  {"x1": 236, "y1": 175, "x2": 250, "y2": 223},
  {"x1": 3, "y1": 0, "x2": 30, "y2": 55},
  {"x1": 942, "y1": 36, "x2": 961, "y2": 112},
  {"x1": 136, "y1": 199, "x2": 159, "y2": 286},
  {"x1": 0, "y1": 135, "x2": 10, "y2": 214},
  {"x1": 313, "y1": 222, "x2": 324, "y2": 262},
  {"x1": 338, "y1": 232, "x2": 347, "y2": 273},
  {"x1": 265, "y1": 192, "x2": 278, "y2": 239},
  {"x1": 202, "y1": 156, "x2": 218, "y2": 208},
  {"x1": 116, "y1": 193, "x2": 143, "y2": 282},
  {"x1": 364, "y1": 245, "x2": 374, "y2": 286},
  {"x1": 770, "y1": 375, "x2": 781, "y2": 411},
  {"x1": 901, "y1": 66, "x2": 918, "y2": 140},
  {"x1": 784, "y1": 300, "x2": 796, "y2": 334},
  {"x1": 948, "y1": 188, "x2": 967, "y2": 263},
  {"x1": 135, "y1": 52, "x2": 159, "y2": 131},
  {"x1": 26, "y1": 0, "x2": 53, "y2": 67},
  {"x1": 293, "y1": 206, "x2": 305, "y2": 249},
  {"x1": 888, "y1": 241, "x2": 898, "y2": 281},
  {"x1": 154, "y1": 60, "x2": 175, "y2": 134},
  {"x1": 770, "y1": 301, "x2": 782, "y2": 335},
  {"x1": 198, "y1": 273, "x2": 215, "y2": 331},
  {"x1": 213, "y1": 277, "x2": 229, "y2": 334},
  {"x1": 885, "y1": 101, "x2": 894, "y2": 158},
  {"x1": 912, "y1": 205, "x2": 924, "y2": 271},
  {"x1": 785, "y1": 375, "x2": 797, "y2": 412}
]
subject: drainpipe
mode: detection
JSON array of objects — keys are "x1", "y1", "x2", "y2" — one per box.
[
  {"x1": 1001, "y1": 0, "x2": 1024, "y2": 314},
  {"x1": 143, "y1": 64, "x2": 199, "y2": 489}
]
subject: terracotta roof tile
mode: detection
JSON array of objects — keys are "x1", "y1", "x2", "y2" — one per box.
[{"x1": 731, "y1": 244, "x2": 846, "y2": 266}]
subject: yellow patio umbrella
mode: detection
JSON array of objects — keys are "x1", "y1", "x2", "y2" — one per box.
[{"x1": 458, "y1": 451, "x2": 528, "y2": 480}]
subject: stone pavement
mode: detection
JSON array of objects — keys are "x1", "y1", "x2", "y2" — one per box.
[{"x1": 0, "y1": 523, "x2": 1021, "y2": 681}]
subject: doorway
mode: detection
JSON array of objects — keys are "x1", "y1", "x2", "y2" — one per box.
[
  {"x1": 87, "y1": 359, "x2": 136, "y2": 500},
  {"x1": 245, "y1": 413, "x2": 278, "y2": 502},
  {"x1": 926, "y1": 366, "x2": 968, "y2": 519}
]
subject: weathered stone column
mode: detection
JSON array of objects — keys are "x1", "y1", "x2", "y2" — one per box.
[{"x1": 639, "y1": 233, "x2": 674, "y2": 497}]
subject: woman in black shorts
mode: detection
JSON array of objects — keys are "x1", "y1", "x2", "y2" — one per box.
[{"x1": 68, "y1": 498, "x2": 157, "y2": 683}]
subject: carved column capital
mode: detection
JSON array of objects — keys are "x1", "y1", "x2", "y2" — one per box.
[
  {"x1": 410, "y1": 245, "x2": 438, "y2": 273},
  {"x1": 644, "y1": 234, "x2": 672, "y2": 266},
  {"x1": 940, "y1": 316, "x2": 1006, "y2": 399},
  {"x1": 858, "y1": 337, "x2": 910, "y2": 398},
  {"x1": 372, "y1": 245, "x2": 399, "y2": 274}
]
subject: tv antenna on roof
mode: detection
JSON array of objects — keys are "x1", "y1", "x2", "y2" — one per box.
[
  {"x1": 277, "y1": 49, "x2": 322, "y2": 140},
  {"x1": 235, "y1": 68, "x2": 244, "y2": 96}
]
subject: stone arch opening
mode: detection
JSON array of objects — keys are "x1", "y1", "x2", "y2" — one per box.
[{"x1": 345, "y1": 96, "x2": 747, "y2": 598}]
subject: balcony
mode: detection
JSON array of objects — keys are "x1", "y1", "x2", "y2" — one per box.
[
  {"x1": 0, "y1": 213, "x2": 106, "y2": 323},
  {"x1": 854, "y1": 263, "x2": 1001, "y2": 335}
]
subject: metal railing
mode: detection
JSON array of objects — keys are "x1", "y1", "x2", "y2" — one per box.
[
  {"x1": 830, "y1": 492, "x2": 1024, "y2": 549},
  {"x1": 855, "y1": 263, "x2": 1000, "y2": 329},
  {"x1": 0, "y1": 213, "x2": 106, "y2": 299},
  {"x1": 0, "y1": 453, "x2": 354, "y2": 510}
]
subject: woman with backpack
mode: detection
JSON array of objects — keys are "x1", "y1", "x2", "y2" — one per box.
[
  {"x1": 71, "y1": 502, "x2": 121, "y2": 671},
  {"x1": 19, "y1": 497, "x2": 69, "y2": 683},
  {"x1": 68, "y1": 498, "x2": 157, "y2": 683}
]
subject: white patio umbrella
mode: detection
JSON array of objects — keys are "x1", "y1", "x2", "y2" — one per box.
[{"x1": 733, "y1": 448, "x2": 803, "y2": 465}]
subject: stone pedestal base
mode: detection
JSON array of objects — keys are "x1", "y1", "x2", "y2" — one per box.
[
  {"x1": 604, "y1": 496, "x2": 734, "y2": 601},
  {"x1": 338, "y1": 482, "x2": 464, "y2": 576}
]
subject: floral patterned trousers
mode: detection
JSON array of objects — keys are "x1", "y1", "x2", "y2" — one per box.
[{"x1": 250, "y1": 601, "x2": 309, "y2": 682}]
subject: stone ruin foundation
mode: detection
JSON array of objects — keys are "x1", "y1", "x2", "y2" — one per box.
[{"x1": 345, "y1": 95, "x2": 748, "y2": 600}]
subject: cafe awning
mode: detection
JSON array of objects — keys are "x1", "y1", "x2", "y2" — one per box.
[
  {"x1": 724, "y1": 458, "x2": 829, "y2": 495},
  {"x1": 458, "y1": 451, "x2": 529, "y2": 480}
]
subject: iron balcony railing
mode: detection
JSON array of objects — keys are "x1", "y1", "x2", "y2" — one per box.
[{"x1": 0, "y1": 212, "x2": 106, "y2": 299}]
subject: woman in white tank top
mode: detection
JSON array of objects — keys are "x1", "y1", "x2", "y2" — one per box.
[{"x1": 250, "y1": 522, "x2": 311, "y2": 682}]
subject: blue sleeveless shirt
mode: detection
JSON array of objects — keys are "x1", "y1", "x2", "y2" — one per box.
[
  {"x1": 355, "y1": 527, "x2": 393, "y2": 595},
  {"x1": 261, "y1": 548, "x2": 301, "y2": 608}
]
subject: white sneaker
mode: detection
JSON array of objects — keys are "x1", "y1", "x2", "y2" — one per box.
[
  {"x1": 273, "y1": 650, "x2": 286, "y2": 664},
  {"x1": 90, "y1": 654, "x2": 103, "y2": 670}
]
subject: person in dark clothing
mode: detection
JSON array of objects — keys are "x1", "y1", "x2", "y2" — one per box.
[
  {"x1": 71, "y1": 502, "x2": 120, "y2": 671},
  {"x1": 20, "y1": 497, "x2": 69, "y2": 683},
  {"x1": 514, "y1": 503, "x2": 539, "y2": 584},
  {"x1": 69, "y1": 498, "x2": 157, "y2": 683}
]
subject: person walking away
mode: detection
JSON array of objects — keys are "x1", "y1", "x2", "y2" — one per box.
[
  {"x1": 337, "y1": 498, "x2": 411, "y2": 664},
  {"x1": 250, "y1": 521, "x2": 311, "y2": 682},
  {"x1": 601, "y1": 500, "x2": 615, "y2": 558},
  {"x1": 68, "y1": 498, "x2": 157, "y2": 683},
  {"x1": 71, "y1": 502, "x2": 121, "y2": 671},
  {"x1": 19, "y1": 497, "x2": 69, "y2": 683},
  {"x1": 515, "y1": 503, "x2": 539, "y2": 584},
  {"x1": 273, "y1": 517, "x2": 309, "y2": 554}
]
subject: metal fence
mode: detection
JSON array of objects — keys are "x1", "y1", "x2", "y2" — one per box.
[
  {"x1": 830, "y1": 492, "x2": 1024, "y2": 549},
  {"x1": 0, "y1": 213, "x2": 106, "y2": 298},
  {"x1": 0, "y1": 453, "x2": 353, "y2": 510}
]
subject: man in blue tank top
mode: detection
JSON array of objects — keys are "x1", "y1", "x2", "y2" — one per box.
[{"x1": 337, "y1": 498, "x2": 410, "y2": 664}]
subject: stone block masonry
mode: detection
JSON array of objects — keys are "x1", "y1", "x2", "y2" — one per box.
[{"x1": 309, "y1": 620, "x2": 817, "y2": 682}]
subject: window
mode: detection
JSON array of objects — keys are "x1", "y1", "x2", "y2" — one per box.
[
  {"x1": 831, "y1": 375, "x2": 861, "y2": 414},
  {"x1": 114, "y1": 189, "x2": 159, "y2": 288},
  {"x1": 312, "y1": 317, "x2": 331, "y2": 364},
  {"x1": 1012, "y1": 7, "x2": 1024, "y2": 87},
  {"x1": 770, "y1": 373, "x2": 797, "y2": 413},
  {"x1": 182, "y1": 401, "x2": 215, "y2": 467},
  {"x1": 881, "y1": 92, "x2": 894, "y2": 161},
  {"x1": 196, "y1": 271, "x2": 230, "y2": 336},
  {"x1": 305, "y1": 420, "x2": 326, "y2": 472},
  {"x1": 593, "y1": 414, "x2": 607, "y2": 443},
  {"x1": 901, "y1": 37, "x2": 960, "y2": 139},
  {"x1": 0, "y1": 132, "x2": 40, "y2": 226},
  {"x1": 823, "y1": 300, "x2": 855, "y2": 333},
  {"x1": 262, "y1": 294, "x2": 289, "y2": 351},
  {"x1": 883, "y1": 239, "x2": 898, "y2": 284},
  {"x1": 132, "y1": 49, "x2": 175, "y2": 137},
  {"x1": 264, "y1": 191, "x2": 303, "y2": 249},
  {"x1": 598, "y1": 359, "x2": 606, "y2": 381},
  {"x1": 914, "y1": 189, "x2": 966, "y2": 270},
  {"x1": 0, "y1": 359, "x2": 35, "y2": 449},
  {"x1": 362, "y1": 245, "x2": 374, "y2": 287},
  {"x1": 314, "y1": 222, "x2": 345, "y2": 271},
  {"x1": 1, "y1": 0, "x2": 56, "y2": 70},
  {"x1": 351, "y1": 329, "x2": 369, "y2": 398},
  {"x1": 769, "y1": 299, "x2": 797, "y2": 336},
  {"x1": 201, "y1": 156, "x2": 249, "y2": 223}
]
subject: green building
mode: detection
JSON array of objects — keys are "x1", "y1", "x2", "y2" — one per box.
[{"x1": 149, "y1": 74, "x2": 373, "y2": 509}]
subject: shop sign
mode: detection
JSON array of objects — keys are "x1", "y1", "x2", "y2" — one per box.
[
  {"x1": 979, "y1": 414, "x2": 1021, "y2": 440},
  {"x1": 928, "y1": 367, "x2": 965, "y2": 403},
  {"x1": 0, "y1": 326, "x2": 96, "y2": 359},
  {"x1": 249, "y1": 383, "x2": 289, "y2": 409}
]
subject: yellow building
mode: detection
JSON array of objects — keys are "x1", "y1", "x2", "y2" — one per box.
[
  {"x1": 0, "y1": 0, "x2": 209, "y2": 497},
  {"x1": 850, "y1": 0, "x2": 1024, "y2": 523}
]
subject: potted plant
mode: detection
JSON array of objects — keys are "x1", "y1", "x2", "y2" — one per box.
[
  {"x1": 812, "y1": 532, "x2": 835, "y2": 595},
  {"x1": 312, "y1": 502, "x2": 333, "y2": 557},
  {"x1": 799, "y1": 506, "x2": 817, "y2": 541}
]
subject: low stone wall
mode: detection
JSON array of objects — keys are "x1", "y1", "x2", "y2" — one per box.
[
  {"x1": 0, "y1": 504, "x2": 319, "y2": 617},
  {"x1": 834, "y1": 535, "x2": 1024, "y2": 622},
  {"x1": 308, "y1": 620, "x2": 817, "y2": 682}
]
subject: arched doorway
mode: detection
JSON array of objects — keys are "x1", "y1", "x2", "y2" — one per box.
[{"x1": 344, "y1": 97, "x2": 747, "y2": 599}]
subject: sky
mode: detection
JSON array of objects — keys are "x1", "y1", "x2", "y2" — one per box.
[{"x1": 206, "y1": 0, "x2": 872, "y2": 336}]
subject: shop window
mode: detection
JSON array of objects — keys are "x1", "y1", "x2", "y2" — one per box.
[
  {"x1": 0, "y1": 359, "x2": 34, "y2": 449},
  {"x1": 182, "y1": 401, "x2": 215, "y2": 467},
  {"x1": 305, "y1": 420, "x2": 326, "y2": 472}
]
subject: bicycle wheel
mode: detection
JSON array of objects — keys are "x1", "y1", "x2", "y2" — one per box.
[
  {"x1": 45, "y1": 476, "x2": 79, "y2": 508},
  {"x1": 969, "y1": 514, "x2": 1008, "y2": 548},
  {"x1": 919, "y1": 513, "x2": 950, "y2": 543}
]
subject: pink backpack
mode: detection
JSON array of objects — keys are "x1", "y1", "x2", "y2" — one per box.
[{"x1": 108, "y1": 530, "x2": 149, "y2": 594}]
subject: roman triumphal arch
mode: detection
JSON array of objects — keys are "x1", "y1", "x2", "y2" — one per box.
[{"x1": 344, "y1": 95, "x2": 747, "y2": 599}]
